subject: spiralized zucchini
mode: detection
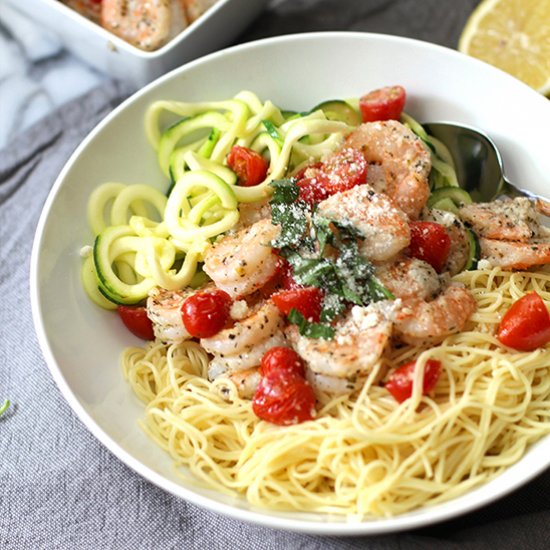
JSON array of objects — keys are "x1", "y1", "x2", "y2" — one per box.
[
  {"x1": 401, "y1": 112, "x2": 459, "y2": 189},
  {"x1": 82, "y1": 93, "x2": 460, "y2": 308},
  {"x1": 83, "y1": 91, "x2": 355, "y2": 308}
]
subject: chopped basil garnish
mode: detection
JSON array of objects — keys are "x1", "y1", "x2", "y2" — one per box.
[
  {"x1": 269, "y1": 179, "x2": 393, "y2": 339},
  {"x1": 270, "y1": 178, "x2": 300, "y2": 205},
  {"x1": 288, "y1": 309, "x2": 335, "y2": 339},
  {"x1": 269, "y1": 179, "x2": 308, "y2": 248}
]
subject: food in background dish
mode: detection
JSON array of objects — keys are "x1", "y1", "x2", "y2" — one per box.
[
  {"x1": 79, "y1": 86, "x2": 550, "y2": 517},
  {"x1": 60, "y1": 0, "x2": 221, "y2": 50},
  {"x1": 61, "y1": 0, "x2": 101, "y2": 23}
]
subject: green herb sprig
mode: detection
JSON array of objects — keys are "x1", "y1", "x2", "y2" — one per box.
[{"x1": 269, "y1": 179, "x2": 393, "y2": 339}]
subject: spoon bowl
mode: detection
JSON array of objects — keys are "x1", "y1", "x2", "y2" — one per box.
[{"x1": 423, "y1": 122, "x2": 543, "y2": 202}]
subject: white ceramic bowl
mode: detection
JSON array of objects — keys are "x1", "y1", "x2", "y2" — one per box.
[
  {"x1": 31, "y1": 32, "x2": 550, "y2": 535},
  {"x1": 6, "y1": 0, "x2": 268, "y2": 86}
]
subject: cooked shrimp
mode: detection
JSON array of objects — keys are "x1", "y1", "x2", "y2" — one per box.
[
  {"x1": 204, "y1": 301, "x2": 285, "y2": 400},
  {"x1": 203, "y1": 219, "x2": 281, "y2": 298},
  {"x1": 147, "y1": 283, "x2": 236, "y2": 344},
  {"x1": 235, "y1": 200, "x2": 271, "y2": 230},
  {"x1": 459, "y1": 197, "x2": 550, "y2": 242},
  {"x1": 200, "y1": 301, "x2": 284, "y2": 356},
  {"x1": 182, "y1": 0, "x2": 219, "y2": 23},
  {"x1": 287, "y1": 303, "x2": 393, "y2": 379},
  {"x1": 392, "y1": 284, "x2": 476, "y2": 346},
  {"x1": 61, "y1": 0, "x2": 101, "y2": 22},
  {"x1": 376, "y1": 257, "x2": 441, "y2": 301},
  {"x1": 316, "y1": 184, "x2": 410, "y2": 262},
  {"x1": 101, "y1": 0, "x2": 187, "y2": 51},
  {"x1": 146, "y1": 286, "x2": 193, "y2": 344},
  {"x1": 207, "y1": 332, "x2": 287, "y2": 372},
  {"x1": 216, "y1": 367, "x2": 261, "y2": 401},
  {"x1": 423, "y1": 208, "x2": 470, "y2": 275},
  {"x1": 458, "y1": 197, "x2": 550, "y2": 269},
  {"x1": 345, "y1": 120, "x2": 431, "y2": 219},
  {"x1": 478, "y1": 238, "x2": 550, "y2": 270},
  {"x1": 305, "y1": 370, "x2": 368, "y2": 400}
]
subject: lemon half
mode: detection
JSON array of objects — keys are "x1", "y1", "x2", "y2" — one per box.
[{"x1": 459, "y1": 0, "x2": 550, "y2": 95}]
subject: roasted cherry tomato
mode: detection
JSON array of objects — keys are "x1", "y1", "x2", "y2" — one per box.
[
  {"x1": 297, "y1": 177, "x2": 330, "y2": 205},
  {"x1": 498, "y1": 292, "x2": 550, "y2": 351},
  {"x1": 180, "y1": 289, "x2": 232, "y2": 338},
  {"x1": 272, "y1": 257, "x2": 302, "y2": 291},
  {"x1": 295, "y1": 162, "x2": 330, "y2": 204},
  {"x1": 252, "y1": 371, "x2": 316, "y2": 425},
  {"x1": 385, "y1": 359, "x2": 442, "y2": 403},
  {"x1": 258, "y1": 257, "x2": 301, "y2": 298},
  {"x1": 408, "y1": 221, "x2": 451, "y2": 273},
  {"x1": 320, "y1": 147, "x2": 368, "y2": 194},
  {"x1": 117, "y1": 305, "x2": 155, "y2": 340},
  {"x1": 227, "y1": 145, "x2": 269, "y2": 187},
  {"x1": 260, "y1": 347, "x2": 306, "y2": 377},
  {"x1": 359, "y1": 85, "x2": 406, "y2": 122},
  {"x1": 278, "y1": 258, "x2": 301, "y2": 290},
  {"x1": 272, "y1": 287, "x2": 323, "y2": 322},
  {"x1": 296, "y1": 148, "x2": 367, "y2": 204}
]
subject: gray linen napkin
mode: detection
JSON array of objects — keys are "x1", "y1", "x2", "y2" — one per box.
[{"x1": 2, "y1": 1, "x2": 550, "y2": 548}]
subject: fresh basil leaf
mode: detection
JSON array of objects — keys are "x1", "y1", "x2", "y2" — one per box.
[
  {"x1": 269, "y1": 178, "x2": 299, "y2": 204},
  {"x1": 269, "y1": 180, "x2": 309, "y2": 247},
  {"x1": 271, "y1": 203, "x2": 308, "y2": 248},
  {"x1": 331, "y1": 218, "x2": 365, "y2": 240},
  {"x1": 320, "y1": 293, "x2": 346, "y2": 322},
  {"x1": 367, "y1": 277, "x2": 396, "y2": 301},
  {"x1": 284, "y1": 253, "x2": 333, "y2": 287},
  {"x1": 311, "y1": 214, "x2": 333, "y2": 254},
  {"x1": 271, "y1": 186, "x2": 393, "y2": 328},
  {"x1": 288, "y1": 308, "x2": 335, "y2": 339},
  {"x1": 340, "y1": 282, "x2": 363, "y2": 305}
]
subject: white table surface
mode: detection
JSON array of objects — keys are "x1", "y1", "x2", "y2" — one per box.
[{"x1": 0, "y1": 1, "x2": 107, "y2": 149}]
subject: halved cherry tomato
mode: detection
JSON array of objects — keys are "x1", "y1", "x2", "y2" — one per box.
[
  {"x1": 117, "y1": 305, "x2": 155, "y2": 340},
  {"x1": 385, "y1": 359, "x2": 442, "y2": 403},
  {"x1": 359, "y1": 85, "x2": 406, "y2": 122},
  {"x1": 258, "y1": 257, "x2": 284, "y2": 299},
  {"x1": 227, "y1": 145, "x2": 269, "y2": 187},
  {"x1": 260, "y1": 347, "x2": 305, "y2": 377},
  {"x1": 181, "y1": 289, "x2": 232, "y2": 338},
  {"x1": 498, "y1": 292, "x2": 550, "y2": 351},
  {"x1": 297, "y1": 177, "x2": 330, "y2": 205},
  {"x1": 279, "y1": 258, "x2": 301, "y2": 290},
  {"x1": 272, "y1": 287, "x2": 323, "y2": 322},
  {"x1": 319, "y1": 147, "x2": 368, "y2": 194},
  {"x1": 252, "y1": 371, "x2": 316, "y2": 425},
  {"x1": 258, "y1": 257, "x2": 301, "y2": 298},
  {"x1": 295, "y1": 162, "x2": 330, "y2": 204},
  {"x1": 408, "y1": 221, "x2": 451, "y2": 273},
  {"x1": 296, "y1": 148, "x2": 368, "y2": 204}
]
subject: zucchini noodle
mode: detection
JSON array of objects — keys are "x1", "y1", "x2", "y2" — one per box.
[
  {"x1": 122, "y1": 268, "x2": 550, "y2": 517},
  {"x1": 83, "y1": 91, "x2": 354, "y2": 306}
]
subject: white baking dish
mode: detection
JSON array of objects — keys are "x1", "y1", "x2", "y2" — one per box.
[{"x1": 5, "y1": 0, "x2": 268, "y2": 86}]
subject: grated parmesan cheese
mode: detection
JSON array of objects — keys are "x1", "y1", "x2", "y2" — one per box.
[{"x1": 230, "y1": 300, "x2": 249, "y2": 320}]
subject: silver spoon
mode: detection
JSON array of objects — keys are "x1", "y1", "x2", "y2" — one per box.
[{"x1": 422, "y1": 122, "x2": 544, "y2": 203}]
